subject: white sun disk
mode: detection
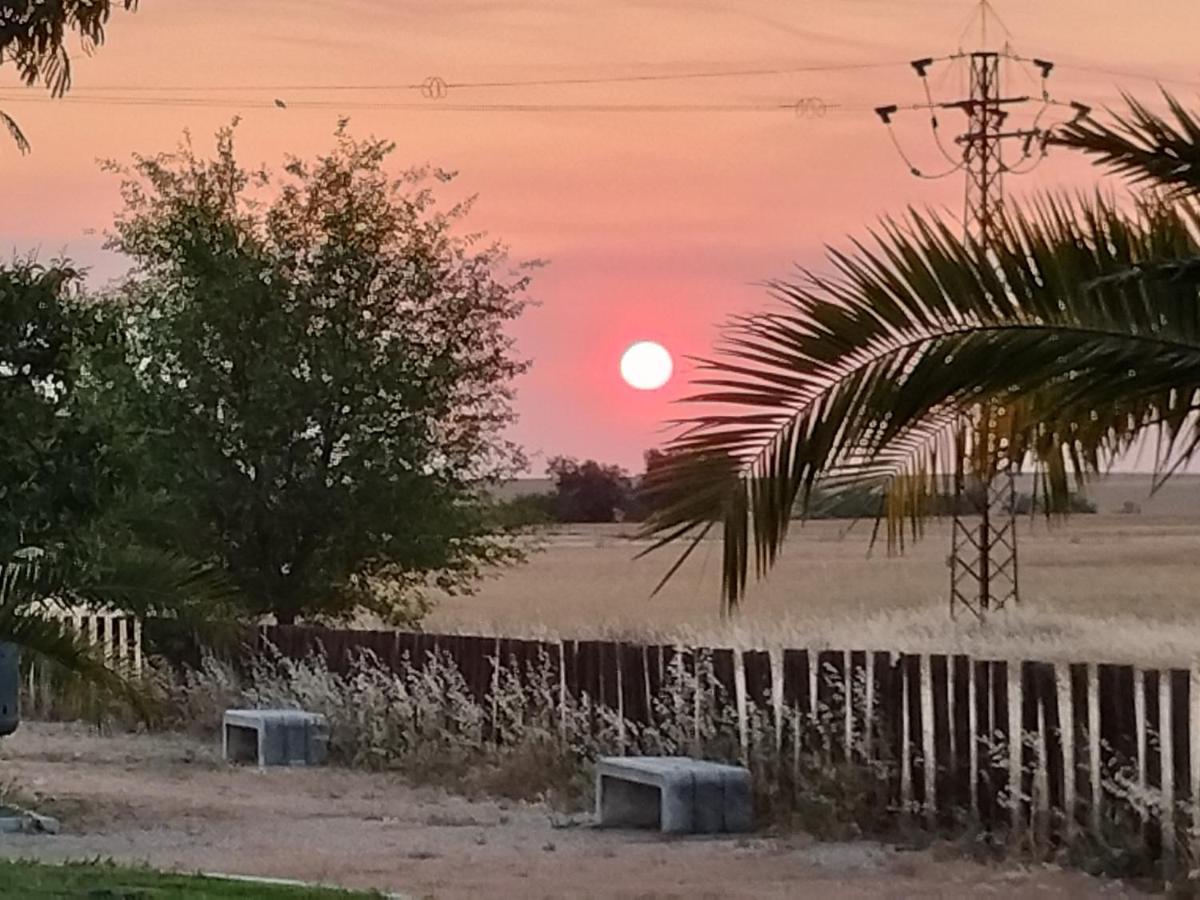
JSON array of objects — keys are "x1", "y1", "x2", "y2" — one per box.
[{"x1": 620, "y1": 341, "x2": 673, "y2": 390}]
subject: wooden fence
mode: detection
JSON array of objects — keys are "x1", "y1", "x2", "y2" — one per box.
[{"x1": 251, "y1": 624, "x2": 1196, "y2": 864}]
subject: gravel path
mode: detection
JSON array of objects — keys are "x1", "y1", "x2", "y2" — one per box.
[{"x1": 0, "y1": 723, "x2": 1128, "y2": 898}]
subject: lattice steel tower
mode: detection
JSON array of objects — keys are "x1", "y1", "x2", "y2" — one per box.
[{"x1": 874, "y1": 5, "x2": 1089, "y2": 618}]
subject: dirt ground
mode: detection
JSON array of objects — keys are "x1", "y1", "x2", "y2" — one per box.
[{"x1": 0, "y1": 724, "x2": 1130, "y2": 898}]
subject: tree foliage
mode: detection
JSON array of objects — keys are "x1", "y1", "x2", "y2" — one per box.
[
  {"x1": 0, "y1": 261, "x2": 130, "y2": 560},
  {"x1": 641, "y1": 93, "x2": 1200, "y2": 611},
  {"x1": 545, "y1": 456, "x2": 634, "y2": 523},
  {"x1": 102, "y1": 124, "x2": 534, "y2": 624}
]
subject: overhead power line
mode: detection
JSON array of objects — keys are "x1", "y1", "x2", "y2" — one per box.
[
  {"x1": 53, "y1": 60, "x2": 912, "y2": 94},
  {"x1": 0, "y1": 93, "x2": 842, "y2": 116},
  {"x1": 30, "y1": 57, "x2": 1196, "y2": 99},
  {"x1": 1020, "y1": 57, "x2": 1200, "y2": 89},
  {"x1": 0, "y1": 45, "x2": 1189, "y2": 126}
]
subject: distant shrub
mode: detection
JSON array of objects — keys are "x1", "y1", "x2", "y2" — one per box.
[
  {"x1": 792, "y1": 486, "x2": 1097, "y2": 520},
  {"x1": 1009, "y1": 492, "x2": 1097, "y2": 515},
  {"x1": 801, "y1": 487, "x2": 885, "y2": 520},
  {"x1": 487, "y1": 493, "x2": 557, "y2": 529}
]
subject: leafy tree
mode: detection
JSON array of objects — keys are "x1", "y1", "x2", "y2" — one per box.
[
  {"x1": 642, "y1": 93, "x2": 1200, "y2": 610},
  {"x1": 0, "y1": 260, "x2": 241, "y2": 728},
  {"x1": 546, "y1": 456, "x2": 633, "y2": 523},
  {"x1": 103, "y1": 124, "x2": 533, "y2": 625},
  {"x1": 0, "y1": 261, "x2": 131, "y2": 559},
  {"x1": 0, "y1": 1, "x2": 138, "y2": 151}
]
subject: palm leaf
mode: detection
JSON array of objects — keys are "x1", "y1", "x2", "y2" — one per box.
[
  {"x1": 0, "y1": 109, "x2": 29, "y2": 154},
  {"x1": 73, "y1": 544, "x2": 244, "y2": 650},
  {"x1": 0, "y1": 2, "x2": 138, "y2": 97},
  {"x1": 0, "y1": 545, "x2": 243, "y2": 716},
  {"x1": 0, "y1": 561, "x2": 136, "y2": 702},
  {"x1": 1054, "y1": 92, "x2": 1200, "y2": 197},
  {"x1": 641, "y1": 193, "x2": 1200, "y2": 611}
]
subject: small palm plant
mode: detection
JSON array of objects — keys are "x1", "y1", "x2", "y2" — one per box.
[
  {"x1": 0, "y1": 546, "x2": 240, "y2": 731},
  {"x1": 641, "y1": 92, "x2": 1200, "y2": 611}
]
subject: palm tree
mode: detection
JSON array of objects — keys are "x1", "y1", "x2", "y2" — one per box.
[
  {"x1": 1, "y1": 545, "x2": 240, "y2": 733},
  {"x1": 641, "y1": 93, "x2": 1200, "y2": 611},
  {"x1": 0, "y1": 1, "x2": 138, "y2": 152}
]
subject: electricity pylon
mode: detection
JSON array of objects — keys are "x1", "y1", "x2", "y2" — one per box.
[{"x1": 873, "y1": 9, "x2": 1089, "y2": 618}]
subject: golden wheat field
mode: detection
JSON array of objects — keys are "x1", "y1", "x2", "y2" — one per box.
[{"x1": 426, "y1": 474, "x2": 1200, "y2": 668}]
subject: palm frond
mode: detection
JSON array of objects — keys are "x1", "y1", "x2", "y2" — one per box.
[
  {"x1": 1054, "y1": 92, "x2": 1200, "y2": 197},
  {"x1": 0, "y1": 544, "x2": 242, "y2": 715},
  {"x1": 0, "y1": 109, "x2": 29, "y2": 154},
  {"x1": 641, "y1": 194, "x2": 1200, "y2": 611},
  {"x1": 1087, "y1": 255, "x2": 1200, "y2": 290},
  {"x1": 0, "y1": 561, "x2": 134, "y2": 700},
  {"x1": 72, "y1": 545, "x2": 244, "y2": 649},
  {"x1": 0, "y1": 1, "x2": 138, "y2": 97}
]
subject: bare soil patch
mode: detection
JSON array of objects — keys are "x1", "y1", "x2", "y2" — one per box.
[{"x1": 0, "y1": 723, "x2": 1128, "y2": 898}]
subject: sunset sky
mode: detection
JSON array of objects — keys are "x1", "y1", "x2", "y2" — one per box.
[{"x1": 2, "y1": 1, "x2": 1198, "y2": 472}]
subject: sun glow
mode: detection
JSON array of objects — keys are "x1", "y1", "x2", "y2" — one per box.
[{"x1": 620, "y1": 341, "x2": 673, "y2": 390}]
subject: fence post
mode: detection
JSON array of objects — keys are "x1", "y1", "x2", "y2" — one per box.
[
  {"x1": 1055, "y1": 663, "x2": 1076, "y2": 839},
  {"x1": 691, "y1": 649, "x2": 702, "y2": 758},
  {"x1": 947, "y1": 657, "x2": 957, "y2": 778},
  {"x1": 810, "y1": 652, "x2": 823, "y2": 761},
  {"x1": 643, "y1": 644, "x2": 654, "y2": 730},
  {"x1": 1034, "y1": 696, "x2": 1050, "y2": 849},
  {"x1": 968, "y1": 660, "x2": 979, "y2": 817},
  {"x1": 734, "y1": 652, "x2": 748, "y2": 764},
  {"x1": 900, "y1": 655, "x2": 912, "y2": 815},
  {"x1": 792, "y1": 705, "x2": 802, "y2": 785},
  {"x1": 1135, "y1": 668, "x2": 1147, "y2": 827},
  {"x1": 616, "y1": 644, "x2": 626, "y2": 755},
  {"x1": 920, "y1": 654, "x2": 936, "y2": 827},
  {"x1": 844, "y1": 650, "x2": 854, "y2": 760},
  {"x1": 863, "y1": 652, "x2": 875, "y2": 761},
  {"x1": 558, "y1": 641, "x2": 567, "y2": 743},
  {"x1": 1160, "y1": 671, "x2": 1175, "y2": 878},
  {"x1": 1088, "y1": 662, "x2": 1102, "y2": 835},
  {"x1": 770, "y1": 647, "x2": 784, "y2": 760},
  {"x1": 1007, "y1": 660, "x2": 1023, "y2": 836},
  {"x1": 116, "y1": 617, "x2": 129, "y2": 674},
  {"x1": 491, "y1": 637, "x2": 501, "y2": 745},
  {"x1": 1191, "y1": 665, "x2": 1200, "y2": 871}
]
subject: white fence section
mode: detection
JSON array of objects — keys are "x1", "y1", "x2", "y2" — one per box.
[
  {"x1": 24, "y1": 608, "x2": 143, "y2": 707},
  {"x1": 61, "y1": 608, "x2": 143, "y2": 674}
]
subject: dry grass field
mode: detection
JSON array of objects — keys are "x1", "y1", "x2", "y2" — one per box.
[{"x1": 427, "y1": 475, "x2": 1200, "y2": 668}]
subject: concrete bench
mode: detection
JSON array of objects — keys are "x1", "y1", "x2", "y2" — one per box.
[
  {"x1": 595, "y1": 756, "x2": 752, "y2": 834},
  {"x1": 222, "y1": 709, "x2": 329, "y2": 767}
]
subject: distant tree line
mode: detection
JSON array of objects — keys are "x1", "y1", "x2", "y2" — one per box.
[
  {"x1": 801, "y1": 484, "x2": 1097, "y2": 520},
  {"x1": 492, "y1": 452, "x2": 1097, "y2": 526}
]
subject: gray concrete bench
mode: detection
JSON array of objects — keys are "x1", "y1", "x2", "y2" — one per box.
[
  {"x1": 595, "y1": 756, "x2": 752, "y2": 834},
  {"x1": 222, "y1": 709, "x2": 329, "y2": 767}
]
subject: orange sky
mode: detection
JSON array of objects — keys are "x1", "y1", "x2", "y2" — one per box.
[{"x1": 2, "y1": 1, "x2": 1198, "y2": 471}]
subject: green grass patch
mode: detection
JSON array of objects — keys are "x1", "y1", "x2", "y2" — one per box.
[{"x1": 0, "y1": 859, "x2": 382, "y2": 898}]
